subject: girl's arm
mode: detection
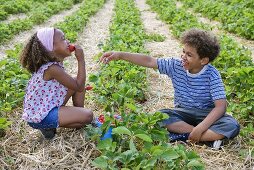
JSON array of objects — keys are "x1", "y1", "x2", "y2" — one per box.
[
  {"x1": 100, "y1": 51, "x2": 158, "y2": 69},
  {"x1": 44, "y1": 45, "x2": 86, "y2": 92}
]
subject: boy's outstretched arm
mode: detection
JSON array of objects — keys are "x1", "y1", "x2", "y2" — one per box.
[{"x1": 100, "y1": 51, "x2": 158, "y2": 69}]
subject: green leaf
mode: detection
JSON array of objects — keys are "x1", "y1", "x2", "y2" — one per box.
[
  {"x1": 135, "y1": 134, "x2": 152, "y2": 142},
  {"x1": 152, "y1": 148, "x2": 163, "y2": 156},
  {"x1": 112, "y1": 126, "x2": 132, "y2": 136},
  {"x1": 92, "y1": 156, "x2": 108, "y2": 169},
  {"x1": 124, "y1": 103, "x2": 137, "y2": 111},
  {"x1": 129, "y1": 138, "x2": 137, "y2": 151},
  {"x1": 161, "y1": 150, "x2": 179, "y2": 161},
  {"x1": 97, "y1": 138, "x2": 112, "y2": 150},
  {"x1": 143, "y1": 157, "x2": 157, "y2": 168},
  {"x1": 187, "y1": 160, "x2": 204, "y2": 169},
  {"x1": 89, "y1": 74, "x2": 98, "y2": 82}
]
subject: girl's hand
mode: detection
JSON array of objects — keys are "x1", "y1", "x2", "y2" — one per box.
[
  {"x1": 100, "y1": 51, "x2": 121, "y2": 64},
  {"x1": 73, "y1": 45, "x2": 85, "y2": 61}
]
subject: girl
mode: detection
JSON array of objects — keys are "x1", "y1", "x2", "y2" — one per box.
[{"x1": 20, "y1": 27, "x2": 93, "y2": 139}]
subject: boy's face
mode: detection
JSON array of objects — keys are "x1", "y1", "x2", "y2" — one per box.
[
  {"x1": 181, "y1": 44, "x2": 208, "y2": 74},
  {"x1": 53, "y1": 29, "x2": 71, "y2": 60}
]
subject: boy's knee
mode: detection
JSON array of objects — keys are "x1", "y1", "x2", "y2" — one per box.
[
  {"x1": 212, "y1": 117, "x2": 240, "y2": 139},
  {"x1": 229, "y1": 123, "x2": 240, "y2": 139}
]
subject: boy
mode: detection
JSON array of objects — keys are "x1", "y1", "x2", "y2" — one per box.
[{"x1": 100, "y1": 28, "x2": 240, "y2": 149}]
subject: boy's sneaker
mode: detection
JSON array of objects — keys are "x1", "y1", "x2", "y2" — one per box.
[
  {"x1": 169, "y1": 132, "x2": 189, "y2": 142},
  {"x1": 203, "y1": 140, "x2": 223, "y2": 150},
  {"x1": 211, "y1": 140, "x2": 223, "y2": 150},
  {"x1": 39, "y1": 128, "x2": 56, "y2": 140}
]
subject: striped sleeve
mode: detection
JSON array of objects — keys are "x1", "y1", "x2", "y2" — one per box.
[
  {"x1": 210, "y1": 68, "x2": 226, "y2": 101},
  {"x1": 157, "y1": 58, "x2": 174, "y2": 78}
]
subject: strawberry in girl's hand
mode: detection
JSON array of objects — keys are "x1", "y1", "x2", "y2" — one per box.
[
  {"x1": 85, "y1": 85, "x2": 93, "y2": 91},
  {"x1": 69, "y1": 44, "x2": 76, "y2": 52}
]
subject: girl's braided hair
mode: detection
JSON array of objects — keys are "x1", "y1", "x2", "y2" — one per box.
[
  {"x1": 181, "y1": 28, "x2": 220, "y2": 62},
  {"x1": 20, "y1": 33, "x2": 58, "y2": 73}
]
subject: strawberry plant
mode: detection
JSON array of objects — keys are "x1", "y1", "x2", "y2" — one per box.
[
  {"x1": 0, "y1": 45, "x2": 30, "y2": 136},
  {"x1": 88, "y1": 0, "x2": 204, "y2": 169},
  {"x1": 0, "y1": 45, "x2": 30, "y2": 113},
  {"x1": 89, "y1": 111, "x2": 204, "y2": 169},
  {"x1": 0, "y1": 118, "x2": 11, "y2": 137}
]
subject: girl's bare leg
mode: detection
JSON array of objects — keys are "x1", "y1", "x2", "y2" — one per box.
[
  {"x1": 58, "y1": 106, "x2": 93, "y2": 128},
  {"x1": 59, "y1": 87, "x2": 92, "y2": 128},
  {"x1": 62, "y1": 89, "x2": 85, "y2": 107}
]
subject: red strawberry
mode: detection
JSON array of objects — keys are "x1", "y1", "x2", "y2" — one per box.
[
  {"x1": 85, "y1": 85, "x2": 93, "y2": 91},
  {"x1": 98, "y1": 114, "x2": 105, "y2": 123},
  {"x1": 69, "y1": 44, "x2": 75, "y2": 52}
]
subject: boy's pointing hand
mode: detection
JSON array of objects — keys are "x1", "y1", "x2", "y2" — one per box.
[{"x1": 100, "y1": 51, "x2": 120, "y2": 64}]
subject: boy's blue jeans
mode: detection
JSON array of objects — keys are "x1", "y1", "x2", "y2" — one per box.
[{"x1": 160, "y1": 107, "x2": 240, "y2": 139}]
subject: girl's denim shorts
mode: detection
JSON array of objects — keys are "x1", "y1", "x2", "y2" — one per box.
[{"x1": 28, "y1": 107, "x2": 59, "y2": 129}]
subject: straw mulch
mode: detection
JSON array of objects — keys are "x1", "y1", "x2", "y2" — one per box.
[{"x1": 0, "y1": 109, "x2": 99, "y2": 169}]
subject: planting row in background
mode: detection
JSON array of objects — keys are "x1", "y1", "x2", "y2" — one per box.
[
  {"x1": 1, "y1": 0, "x2": 81, "y2": 20},
  {"x1": 0, "y1": 0, "x2": 32, "y2": 20},
  {"x1": 0, "y1": 0, "x2": 107, "y2": 136},
  {"x1": 88, "y1": 0, "x2": 204, "y2": 169},
  {"x1": 0, "y1": 0, "x2": 83, "y2": 45},
  {"x1": 179, "y1": 0, "x2": 254, "y2": 40},
  {"x1": 147, "y1": 0, "x2": 254, "y2": 146}
]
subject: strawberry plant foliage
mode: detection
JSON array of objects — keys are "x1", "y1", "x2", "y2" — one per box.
[
  {"x1": 88, "y1": 111, "x2": 204, "y2": 169},
  {"x1": 0, "y1": 45, "x2": 30, "y2": 134},
  {"x1": 88, "y1": 0, "x2": 204, "y2": 169}
]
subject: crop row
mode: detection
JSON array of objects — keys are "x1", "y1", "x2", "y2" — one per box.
[
  {"x1": 0, "y1": 0, "x2": 82, "y2": 45},
  {"x1": 179, "y1": 0, "x2": 254, "y2": 40},
  {"x1": 87, "y1": 0, "x2": 204, "y2": 169},
  {"x1": 0, "y1": 0, "x2": 32, "y2": 20},
  {"x1": 215, "y1": 0, "x2": 254, "y2": 10}
]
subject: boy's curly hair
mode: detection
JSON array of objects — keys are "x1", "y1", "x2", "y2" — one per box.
[
  {"x1": 20, "y1": 33, "x2": 58, "y2": 73},
  {"x1": 180, "y1": 28, "x2": 220, "y2": 62}
]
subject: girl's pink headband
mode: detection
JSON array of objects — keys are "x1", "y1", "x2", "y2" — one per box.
[{"x1": 36, "y1": 28, "x2": 54, "y2": 51}]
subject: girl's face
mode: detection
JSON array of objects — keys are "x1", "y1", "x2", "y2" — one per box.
[
  {"x1": 181, "y1": 44, "x2": 209, "y2": 74},
  {"x1": 53, "y1": 29, "x2": 71, "y2": 60}
]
